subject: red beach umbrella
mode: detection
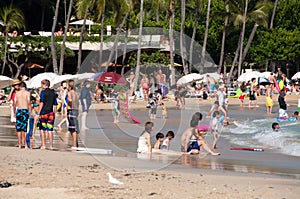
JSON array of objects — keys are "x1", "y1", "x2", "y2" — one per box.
[{"x1": 94, "y1": 72, "x2": 127, "y2": 84}]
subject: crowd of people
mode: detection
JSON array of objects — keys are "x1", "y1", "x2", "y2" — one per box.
[{"x1": 6, "y1": 78, "x2": 92, "y2": 150}]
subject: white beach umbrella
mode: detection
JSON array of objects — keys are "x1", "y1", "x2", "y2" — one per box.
[
  {"x1": 292, "y1": 72, "x2": 300, "y2": 80},
  {"x1": 237, "y1": 71, "x2": 262, "y2": 82},
  {"x1": 203, "y1": 72, "x2": 221, "y2": 80},
  {"x1": 177, "y1": 73, "x2": 204, "y2": 85},
  {"x1": 76, "y1": 73, "x2": 95, "y2": 83},
  {"x1": 26, "y1": 72, "x2": 58, "y2": 88},
  {"x1": 51, "y1": 74, "x2": 78, "y2": 89},
  {"x1": 0, "y1": 75, "x2": 13, "y2": 88},
  {"x1": 261, "y1": 71, "x2": 272, "y2": 79}
]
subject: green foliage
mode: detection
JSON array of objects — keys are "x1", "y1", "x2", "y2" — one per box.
[
  {"x1": 249, "y1": 28, "x2": 300, "y2": 63},
  {"x1": 275, "y1": 0, "x2": 300, "y2": 31},
  {"x1": 128, "y1": 51, "x2": 170, "y2": 67}
]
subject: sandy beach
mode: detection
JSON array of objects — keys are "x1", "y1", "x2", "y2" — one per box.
[{"x1": 1, "y1": 94, "x2": 300, "y2": 198}]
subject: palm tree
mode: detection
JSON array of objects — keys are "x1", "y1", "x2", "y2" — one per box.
[
  {"x1": 180, "y1": 0, "x2": 188, "y2": 75},
  {"x1": 169, "y1": 0, "x2": 176, "y2": 86},
  {"x1": 189, "y1": 0, "x2": 202, "y2": 73},
  {"x1": 218, "y1": 3, "x2": 229, "y2": 74},
  {"x1": 237, "y1": 0, "x2": 248, "y2": 77},
  {"x1": 59, "y1": 0, "x2": 73, "y2": 75},
  {"x1": 76, "y1": 0, "x2": 91, "y2": 73},
  {"x1": 200, "y1": 0, "x2": 211, "y2": 74},
  {"x1": 133, "y1": 0, "x2": 144, "y2": 92},
  {"x1": 51, "y1": 0, "x2": 60, "y2": 74},
  {"x1": 0, "y1": 6, "x2": 25, "y2": 75},
  {"x1": 269, "y1": 0, "x2": 279, "y2": 29}
]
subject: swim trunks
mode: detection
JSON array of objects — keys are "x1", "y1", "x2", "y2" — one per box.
[
  {"x1": 39, "y1": 112, "x2": 55, "y2": 131},
  {"x1": 187, "y1": 139, "x2": 200, "y2": 152},
  {"x1": 67, "y1": 109, "x2": 79, "y2": 133},
  {"x1": 249, "y1": 91, "x2": 256, "y2": 100},
  {"x1": 16, "y1": 109, "x2": 29, "y2": 132}
]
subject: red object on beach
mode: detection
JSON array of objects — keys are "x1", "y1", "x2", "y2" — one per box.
[
  {"x1": 230, "y1": 147, "x2": 264, "y2": 152},
  {"x1": 94, "y1": 72, "x2": 127, "y2": 84}
]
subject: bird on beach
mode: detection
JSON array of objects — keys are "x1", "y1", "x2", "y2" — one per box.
[{"x1": 106, "y1": 172, "x2": 124, "y2": 185}]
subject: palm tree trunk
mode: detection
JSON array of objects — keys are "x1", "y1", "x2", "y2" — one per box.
[
  {"x1": 242, "y1": 23, "x2": 258, "y2": 61},
  {"x1": 41, "y1": 3, "x2": 45, "y2": 30},
  {"x1": 59, "y1": 0, "x2": 73, "y2": 75},
  {"x1": 51, "y1": 0, "x2": 60, "y2": 74},
  {"x1": 169, "y1": 0, "x2": 176, "y2": 86},
  {"x1": 228, "y1": 31, "x2": 242, "y2": 81},
  {"x1": 270, "y1": 0, "x2": 279, "y2": 29},
  {"x1": 200, "y1": 0, "x2": 211, "y2": 74},
  {"x1": 189, "y1": 0, "x2": 200, "y2": 73},
  {"x1": 237, "y1": 0, "x2": 248, "y2": 77},
  {"x1": 98, "y1": 4, "x2": 105, "y2": 72},
  {"x1": 76, "y1": 6, "x2": 89, "y2": 73},
  {"x1": 133, "y1": 0, "x2": 144, "y2": 91},
  {"x1": 121, "y1": 20, "x2": 130, "y2": 76},
  {"x1": 104, "y1": 12, "x2": 129, "y2": 72},
  {"x1": 1, "y1": 33, "x2": 8, "y2": 75},
  {"x1": 218, "y1": 5, "x2": 229, "y2": 74},
  {"x1": 180, "y1": 0, "x2": 188, "y2": 75}
]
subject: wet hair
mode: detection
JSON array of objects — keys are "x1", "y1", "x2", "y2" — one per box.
[
  {"x1": 190, "y1": 119, "x2": 199, "y2": 128},
  {"x1": 251, "y1": 78, "x2": 256, "y2": 82},
  {"x1": 68, "y1": 80, "x2": 75, "y2": 90},
  {"x1": 166, "y1": 131, "x2": 175, "y2": 138},
  {"x1": 155, "y1": 132, "x2": 164, "y2": 140},
  {"x1": 272, "y1": 122, "x2": 279, "y2": 130},
  {"x1": 61, "y1": 81, "x2": 67, "y2": 86},
  {"x1": 145, "y1": 121, "x2": 154, "y2": 132},
  {"x1": 19, "y1": 81, "x2": 27, "y2": 88},
  {"x1": 213, "y1": 111, "x2": 220, "y2": 118},
  {"x1": 41, "y1": 79, "x2": 50, "y2": 87},
  {"x1": 214, "y1": 101, "x2": 219, "y2": 106},
  {"x1": 294, "y1": 111, "x2": 299, "y2": 116},
  {"x1": 192, "y1": 112, "x2": 203, "y2": 121}
]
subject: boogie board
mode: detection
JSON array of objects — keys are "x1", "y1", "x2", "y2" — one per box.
[
  {"x1": 276, "y1": 117, "x2": 297, "y2": 122},
  {"x1": 198, "y1": 125, "x2": 211, "y2": 131},
  {"x1": 72, "y1": 147, "x2": 113, "y2": 154},
  {"x1": 119, "y1": 91, "x2": 141, "y2": 124},
  {"x1": 230, "y1": 147, "x2": 264, "y2": 152}
]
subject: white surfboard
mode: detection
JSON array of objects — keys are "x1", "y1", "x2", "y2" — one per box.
[{"x1": 72, "y1": 147, "x2": 113, "y2": 155}]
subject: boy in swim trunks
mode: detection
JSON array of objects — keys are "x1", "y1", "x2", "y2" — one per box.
[
  {"x1": 14, "y1": 82, "x2": 31, "y2": 149},
  {"x1": 161, "y1": 131, "x2": 175, "y2": 150}
]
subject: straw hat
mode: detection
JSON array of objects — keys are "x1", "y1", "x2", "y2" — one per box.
[{"x1": 12, "y1": 79, "x2": 21, "y2": 86}]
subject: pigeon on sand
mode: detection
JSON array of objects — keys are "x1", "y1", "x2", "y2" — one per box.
[{"x1": 107, "y1": 172, "x2": 124, "y2": 185}]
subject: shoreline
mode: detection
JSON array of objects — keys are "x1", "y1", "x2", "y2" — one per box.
[{"x1": 1, "y1": 95, "x2": 300, "y2": 198}]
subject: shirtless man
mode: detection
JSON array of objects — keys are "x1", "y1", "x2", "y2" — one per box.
[
  {"x1": 268, "y1": 72, "x2": 276, "y2": 94},
  {"x1": 206, "y1": 74, "x2": 216, "y2": 95},
  {"x1": 155, "y1": 69, "x2": 166, "y2": 89},
  {"x1": 181, "y1": 112, "x2": 220, "y2": 155},
  {"x1": 14, "y1": 82, "x2": 31, "y2": 149}
]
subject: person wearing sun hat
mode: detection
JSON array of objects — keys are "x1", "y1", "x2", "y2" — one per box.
[{"x1": 7, "y1": 79, "x2": 21, "y2": 123}]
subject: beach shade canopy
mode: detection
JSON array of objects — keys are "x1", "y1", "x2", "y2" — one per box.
[
  {"x1": 26, "y1": 72, "x2": 58, "y2": 88},
  {"x1": 292, "y1": 72, "x2": 300, "y2": 80},
  {"x1": 0, "y1": 75, "x2": 13, "y2": 88},
  {"x1": 258, "y1": 77, "x2": 271, "y2": 86},
  {"x1": 94, "y1": 72, "x2": 127, "y2": 84},
  {"x1": 76, "y1": 73, "x2": 95, "y2": 84},
  {"x1": 203, "y1": 72, "x2": 221, "y2": 80},
  {"x1": 177, "y1": 73, "x2": 204, "y2": 85},
  {"x1": 261, "y1": 71, "x2": 272, "y2": 79},
  {"x1": 237, "y1": 71, "x2": 262, "y2": 82},
  {"x1": 51, "y1": 74, "x2": 78, "y2": 89}
]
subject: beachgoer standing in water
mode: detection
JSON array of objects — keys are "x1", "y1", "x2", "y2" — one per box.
[
  {"x1": 80, "y1": 81, "x2": 92, "y2": 130},
  {"x1": 249, "y1": 78, "x2": 258, "y2": 107},
  {"x1": 137, "y1": 121, "x2": 154, "y2": 153},
  {"x1": 38, "y1": 79, "x2": 57, "y2": 150},
  {"x1": 67, "y1": 80, "x2": 80, "y2": 148},
  {"x1": 14, "y1": 82, "x2": 31, "y2": 149},
  {"x1": 57, "y1": 81, "x2": 68, "y2": 129}
]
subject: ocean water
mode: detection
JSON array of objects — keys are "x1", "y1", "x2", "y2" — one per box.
[{"x1": 222, "y1": 118, "x2": 300, "y2": 157}]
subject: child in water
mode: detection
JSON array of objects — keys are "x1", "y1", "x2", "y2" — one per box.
[
  {"x1": 153, "y1": 132, "x2": 164, "y2": 149},
  {"x1": 161, "y1": 102, "x2": 167, "y2": 119},
  {"x1": 161, "y1": 131, "x2": 175, "y2": 150}
]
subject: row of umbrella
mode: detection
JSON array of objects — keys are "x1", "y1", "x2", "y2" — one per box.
[
  {"x1": 177, "y1": 72, "x2": 220, "y2": 85},
  {"x1": 0, "y1": 72, "x2": 128, "y2": 89}
]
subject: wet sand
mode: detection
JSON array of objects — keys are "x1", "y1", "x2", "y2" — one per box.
[{"x1": 0, "y1": 95, "x2": 300, "y2": 198}]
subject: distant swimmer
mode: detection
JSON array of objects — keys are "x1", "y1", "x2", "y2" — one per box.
[{"x1": 272, "y1": 122, "x2": 280, "y2": 132}]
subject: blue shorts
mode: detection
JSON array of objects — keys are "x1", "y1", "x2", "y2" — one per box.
[
  {"x1": 210, "y1": 83, "x2": 215, "y2": 92},
  {"x1": 218, "y1": 114, "x2": 225, "y2": 124},
  {"x1": 16, "y1": 109, "x2": 29, "y2": 132},
  {"x1": 187, "y1": 139, "x2": 200, "y2": 152}
]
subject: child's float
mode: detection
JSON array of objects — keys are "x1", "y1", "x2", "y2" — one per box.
[
  {"x1": 230, "y1": 147, "x2": 264, "y2": 152},
  {"x1": 198, "y1": 125, "x2": 211, "y2": 131},
  {"x1": 118, "y1": 91, "x2": 141, "y2": 124},
  {"x1": 276, "y1": 117, "x2": 297, "y2": 122}
]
